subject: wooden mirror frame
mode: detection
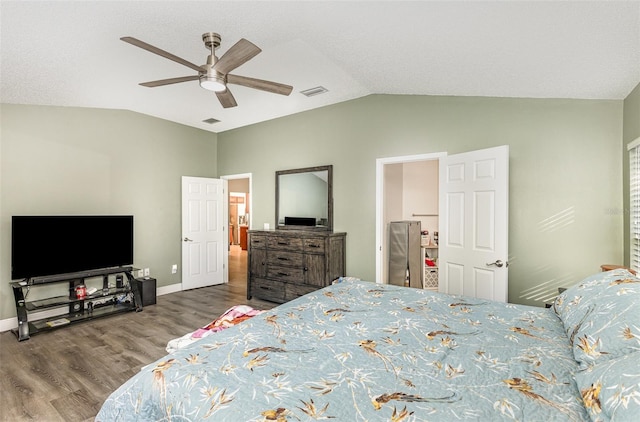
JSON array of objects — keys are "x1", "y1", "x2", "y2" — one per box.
[{"x1": 275, "y1": 165, "x2": 333, "y2": 231}]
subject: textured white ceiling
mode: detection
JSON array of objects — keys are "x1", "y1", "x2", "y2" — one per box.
[{"x1": 1, "y1": 1, "x2": 639, "y2": 133}]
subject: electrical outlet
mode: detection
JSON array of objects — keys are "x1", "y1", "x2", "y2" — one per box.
[
  {"x1": 144, "y1": 268, "x2": 150, "y2": 277},
  {"x1": 137, "y1": 270, "x2": 144, "y2": 278},
  {"x1": 171, "y1": 264, "x2": 178, "y2": 274}
]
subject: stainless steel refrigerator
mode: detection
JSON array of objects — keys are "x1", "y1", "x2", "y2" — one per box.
[{"x1": 388, "y1": 221, "x2": 422, "y2": 289}]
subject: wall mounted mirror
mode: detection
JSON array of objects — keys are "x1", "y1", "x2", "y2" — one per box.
[{"x1": 276, "y1": 165, "x2": 333, "y2": 231}]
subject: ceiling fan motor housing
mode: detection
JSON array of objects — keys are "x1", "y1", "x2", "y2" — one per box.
[{"x1": 202, "y1": 32, "x2": 221, "y2": 50}]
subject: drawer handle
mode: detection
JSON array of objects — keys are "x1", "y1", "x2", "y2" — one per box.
[
  {"x1": 277, "y1": 272, "x2": 290, "y2": 276},
  {"x1": 303, "y1": 267, "x2": 308, "y2": 272},
  {"x1": 308, "y1": 244, "x2": 321, "y2": 248},
  {"x1": 277, "y1": 242, "x2": 289, "y2": 246},
  {"x1": 259, "y1": 286, "x2": 272, "y2": 291},
  {"x1": 277, "y1": 257, "x2": 290, "y2": 261}
]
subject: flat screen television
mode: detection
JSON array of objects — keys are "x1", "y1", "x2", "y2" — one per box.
[{"x1": 11, "y1": 215, "x2": 134, "y2": 280}]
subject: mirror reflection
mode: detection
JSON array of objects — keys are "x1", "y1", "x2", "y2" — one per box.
[{"x1": 276, "y1": 165, "x2": 332, "y2": 231}]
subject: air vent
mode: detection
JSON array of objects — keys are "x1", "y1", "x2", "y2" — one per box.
[
  {"x1": 202, "y1": 118, "x2": 220, "y2": 124},
  {"x1": 300, "y1": 86, "x2": 328, "y2": 97}
]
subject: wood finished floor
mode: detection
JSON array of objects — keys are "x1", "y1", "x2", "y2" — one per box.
[{"x1": 0, "y1": 246, "x2": 274, "y2": 421}]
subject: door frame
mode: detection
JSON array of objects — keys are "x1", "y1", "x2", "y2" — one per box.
[{"x1": 375, "y1": 152, "x2": 446, "y2": 284}]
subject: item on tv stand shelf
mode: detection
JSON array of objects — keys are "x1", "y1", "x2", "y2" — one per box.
[
  {"x1": 75, "y1": 285, "x2": 87, "y2": 299},
  {"x1": 46, "y1": 318, "x2": 70, "y2": 328}
]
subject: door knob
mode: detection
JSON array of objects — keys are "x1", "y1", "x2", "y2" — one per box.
[
  {"x1": 486, "y1": 259, "x2": 505, "y2": 268},
  {"x1": 183, "y1": 237, "x2": 193, "y2": 242}
]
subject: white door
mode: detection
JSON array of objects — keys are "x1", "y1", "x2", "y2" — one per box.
[
  {"x1": 438, "y1": 145, "x2": 509, "y2": 302},
  {"x1": 182, "y1": 176, "x2": 228, "y2": 290}
]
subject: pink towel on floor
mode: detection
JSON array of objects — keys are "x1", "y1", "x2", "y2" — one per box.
[{"x1": 191, "y1": 305, "x2": 264, "y2": 338}]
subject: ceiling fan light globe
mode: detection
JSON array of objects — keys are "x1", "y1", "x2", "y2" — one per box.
[{"x1": 199, "y1": 75, "x2": 226, "y2": 92}]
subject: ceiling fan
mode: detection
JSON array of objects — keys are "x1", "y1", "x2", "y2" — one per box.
[{"x1": 121, "y1": 32, "x2": 293, "y2": 108}]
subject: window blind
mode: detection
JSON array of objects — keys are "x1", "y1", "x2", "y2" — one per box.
[{"x1": 628, "y1": 138, "x2": 640, "y2": 272}]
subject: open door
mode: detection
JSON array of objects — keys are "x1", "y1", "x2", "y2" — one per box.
[
  {"x1": 181, "y1": 176, "x2": 228, "y2": 290},
  {"x1": 438, "y1": 145, "x2": 509, "y2": 302}
]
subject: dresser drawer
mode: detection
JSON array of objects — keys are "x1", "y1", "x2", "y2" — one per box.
[
  {"x1": 250, "y1": 234, "x2": 268, "y2": 249},
  {"x1": 251, "y1": 278, "x2": 285, "y2": 303},
  {"x1": 285, "y1": 283, "x2": 318, "y2": 301},
  {"x1": 303, "y1": 238, "x2": 325, "y2": 253},
  {"x1": 268, "y1": 236, "x2": 303, "y2": 251},
  {"x1": 268, "y1": 250, "x2": 303, "y2": 267},
  {"x1": 267, "y1": 265, "x2": 304, "y2": 283}
]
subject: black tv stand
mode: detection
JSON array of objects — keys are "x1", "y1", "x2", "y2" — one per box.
[{"x1": 11, "y1": 267, "x2": 142, "y2": 341}]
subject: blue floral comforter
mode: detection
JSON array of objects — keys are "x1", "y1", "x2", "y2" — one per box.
[{"x1": 97, "y1": 280, "x2": 588, "y2": 421}]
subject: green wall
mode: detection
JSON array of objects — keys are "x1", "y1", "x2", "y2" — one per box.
[
  {"x1": 0, "y1": 104, "x2": 217, "y2": 321},
  {"x1": 623, "y1": 83, "x2": 640, "y2": 266},
  {"x1": 0, "y1": 91, "x2": 632, "y2": 322},
  {"x1": 218, "y1": 94, "x2": 624, "y2": 306}
]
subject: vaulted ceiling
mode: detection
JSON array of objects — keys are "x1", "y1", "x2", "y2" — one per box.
[{"x1": 1, "y1": 1, "x2": 638, "y2": 133}]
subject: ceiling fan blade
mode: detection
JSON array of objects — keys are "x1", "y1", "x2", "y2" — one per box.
[
  {"x1": 213, "y1": 38, "x2": 261, "y2": 75},
  {"x1": 227, "y1": 74, "x2": 293, "y2": 96},
  {"x1": 121, "y1": 36, "x2": 204, "y2": 73},
  {"x1": 140, "y1": 75, "x2": 199, "y2": 87},
  {"x1": 216, "y1": 88, "x2": 238, "y2": 108}
]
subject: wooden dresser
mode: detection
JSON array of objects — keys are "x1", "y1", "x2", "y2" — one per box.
[{"x1": 247, "y1": 230, "x2": 346, "y2": 303}]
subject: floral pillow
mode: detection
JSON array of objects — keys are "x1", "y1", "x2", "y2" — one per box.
[
  {"x1": 553, "y1": 269, "x2": 640, "y2": 368},
  {"x1": 575, "y1": 352, "x2": 640, "y2": 421}
]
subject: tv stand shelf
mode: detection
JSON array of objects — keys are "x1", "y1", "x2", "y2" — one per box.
[
  {"x1": 24, "y1": 286, "x2": 132, "y2": 311},
  {"x1": 11, "y1": 266, "x2": 142, "y2": 341}
]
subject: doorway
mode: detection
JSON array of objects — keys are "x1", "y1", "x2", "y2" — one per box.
[
  {"x1": 229, "y1": 192, "x2": 247, "y2": 246},
  {"x1": 376, "y1": 153, "x2": 444, "y2": 285},
  {"x1": 375, "y1": 146, "x2": 510, "y2": 302},
  {"x1": 221, "y1": 173, "x2": 251, "y2": 286}
]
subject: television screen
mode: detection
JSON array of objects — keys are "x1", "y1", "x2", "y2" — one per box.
[{"x1": 11, "y1": 215, "x2": 134, "y2": 280}]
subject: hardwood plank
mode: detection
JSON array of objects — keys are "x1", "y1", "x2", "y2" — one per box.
[
  {"x1": 0, "y1": 248, "x2": 276, "y2": 421},
  {"x1": 50, "y1": 388, "x2": 101, "y2": 422}
]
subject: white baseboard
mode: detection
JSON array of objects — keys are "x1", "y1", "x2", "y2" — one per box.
[
  {"x1": 0, "y1": 307, "x2": 70, "y2": 334},
  {"x1": 157, "y1": 283, "x2": 182, "y2": 296},
  {"x1": 0, "y1": 319, "x2": 18, "y2": 333},
  {"x1": 0, "y1": 283, "x2": 184, "y2": 334}
]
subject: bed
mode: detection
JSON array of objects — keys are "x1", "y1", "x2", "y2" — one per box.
[{"x1": 97, "y1": 269, "x2": 639, "y2": 421}]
